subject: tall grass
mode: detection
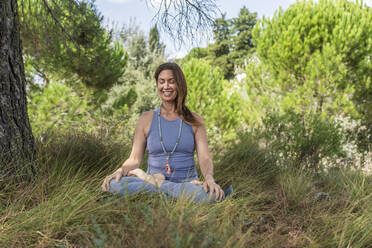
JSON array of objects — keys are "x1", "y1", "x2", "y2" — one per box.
[{"x1": 0, "y1": 130, "x2": 371, "y2": 247}]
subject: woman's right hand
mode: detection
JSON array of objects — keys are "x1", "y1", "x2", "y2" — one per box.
[{"x1": 101, "y1": 167, "x2": 131, "y2": 192}]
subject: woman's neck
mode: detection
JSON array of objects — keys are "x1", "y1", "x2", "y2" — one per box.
[{"x1": 161, "y1": 102, "x2": 177, "y2": 116}]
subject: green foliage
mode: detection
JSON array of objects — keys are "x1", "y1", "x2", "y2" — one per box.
[
  {"x1": 259, "y1": 111, "x2": 345, "y2": 171},
  {"x1": 100, "y1": 22, "x2": 165, "y2": 117},
  {"x1": 182, "y1": 59, "x2": 244, "y2": 143},
  {"x1": 252, "y1": 0, "x2": 372, "y2": 144},
  {"x1": 183, "y1": 8, "x2": 257, "y2": 79},
  {"x1": 27, "y1": 82, "x2": 96, "y2": 136},
  {"x1": 183, "y1": 47, "x2": 209, "y2": 61},
  {"x1": 101, "y1": 85, "x2": 137, "y2": 115},
  {"x1": 20, "y1": 0, "x2": 127, "y2": 89},
  {"x1": 230, "y1": 6, "x2": 257, "y2": 68},
  {"x1": 243, "y1": 58, "x2": 281, "y2": 125},
  {"x1": 211, "y1": 14, "x2": 231, "y2": 58},
  {"x1": 215, "y1": 131, "x2": 278, "y2": 186},
  {"x1": 118, "y1": 22, "x2": 164, "y2": 78},
  {"x1": 149, "y1": 24, "x2": 165, "y2": 56}
]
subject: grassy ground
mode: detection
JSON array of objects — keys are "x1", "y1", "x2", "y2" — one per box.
[{"x1": 0, "y1": 131, "x2": 371, "y2": 247}]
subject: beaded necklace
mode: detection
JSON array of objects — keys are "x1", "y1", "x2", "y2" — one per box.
[{"x1": 157, "y1": 105, "x2": 183, "y2": 174}]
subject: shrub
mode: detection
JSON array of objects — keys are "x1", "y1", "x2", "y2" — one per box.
[
  {"x1": 214, "y1": 131, "x2": 279, "y2": 187},
  {"x1": 27, "y1": 82, "x2": 96, "y2": 136},
  {"x1": 259, "y1": 111, "x2": 345, "y2": 171}
]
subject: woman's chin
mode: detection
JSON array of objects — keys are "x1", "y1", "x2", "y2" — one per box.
[{"x1": 161, "y1": 97, "x2": 177, "y2": 103}]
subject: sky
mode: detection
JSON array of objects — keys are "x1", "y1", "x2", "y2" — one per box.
[{"x1": 95, "y1": 0, "x2": 372, "y2": 58}]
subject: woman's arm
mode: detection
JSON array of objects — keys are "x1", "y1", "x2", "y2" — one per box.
[
  {"x1": 119, "y1": 112, "x2": 150, "y2": 171},
  {"x1": 101, "y1": 112, "x2": 151, "y2": 191},
  {"x1": 193, "y1": 113, "x2": 224, "y2": 201}
]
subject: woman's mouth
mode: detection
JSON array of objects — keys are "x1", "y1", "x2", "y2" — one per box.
[{"x1": 162, "y1": 90, "x2": 173, "y2": 96}]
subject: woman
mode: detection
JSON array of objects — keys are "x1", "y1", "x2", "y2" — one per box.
[{"x1": 101, "y1": 62, "x2": 230, "y2": 203}]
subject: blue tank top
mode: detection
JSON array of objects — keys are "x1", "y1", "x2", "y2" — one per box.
[{"x1": 146, "y1": 107, "x2": 199, "y2": 183}]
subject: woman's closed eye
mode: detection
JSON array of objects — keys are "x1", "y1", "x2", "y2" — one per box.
[{"x1": 159, "y1": 79, "x2": 175, "y2": 84}]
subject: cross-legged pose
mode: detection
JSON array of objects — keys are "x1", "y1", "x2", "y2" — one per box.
[{"x1": 101, "y1": 62, "x2": 232, "y2": 203}]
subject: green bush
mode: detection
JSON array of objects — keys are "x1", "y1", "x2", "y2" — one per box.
[
  {"x1": 252, "y1": 0, "x2": 372, "y2": 150},
  {"x1": 27, "y1": 82, "x2": 96, "y2": 136},
  {"x1": 258, "y1": 111, "x2": 345, "y2": 171},
  {"x1": 182, "y1": 59, "x2": 245, "y2": 148},
  {"x1": 35, "y1": 131, "x2": 130, "y2": 175},
  {"x1": 214, "y1": 131, "x2": 279, "y2": 189},
  {"x1": 101, "y1": 84, "x2": 137, "y2": 115}
]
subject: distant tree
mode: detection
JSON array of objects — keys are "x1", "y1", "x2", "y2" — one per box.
[
  {"x1": 127, "y1": 34, "x2": 149, "y2": 72},
  {"x1": 208, "y1": 14, "x2": 235, "y2": 79},
  {"x1": 183, "y1": 7, "x2": 258, "y2": 79},
  {"x1": 230, "y1": 6, "x2": 257, "y2": 68},
  {"x1": 149, "y1": 24, "x2": 165, "y2": 55},
  {"x1": 212, "y1": 14, "x2": 231, "y2": 54}
]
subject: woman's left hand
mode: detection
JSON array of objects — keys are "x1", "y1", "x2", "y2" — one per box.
[{"x1": 203, "y1": 179, "x2": 224, "y2": 201}]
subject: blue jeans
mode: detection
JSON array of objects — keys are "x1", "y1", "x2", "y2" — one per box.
[{"x1": 108, "y1": 176, "x2": 217, "y2": 203}]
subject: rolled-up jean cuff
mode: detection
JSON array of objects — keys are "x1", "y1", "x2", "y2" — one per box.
[{"x1": 159, "y1": 180, "x2": 216, "y2": 203}]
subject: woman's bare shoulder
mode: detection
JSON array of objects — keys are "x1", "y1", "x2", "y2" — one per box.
[
  {"x1": 190, "y1": 112, "x2": 206, "y2": 135},
  {"x1": 191, "y1": 111, "x2": 204, "y2": 123},
  {"x1": 140, "y1": 110, "x2": 154, "y2": 119},
  {"x1": 137, "y1": 110, "x2": 154, "y2": 125},
  {"x1": 137, "y1": 110, "x2": 154, "y2": 137}
]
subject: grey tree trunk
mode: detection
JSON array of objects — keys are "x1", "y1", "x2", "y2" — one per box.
[{"x1": 0, "y1": 0, "x2": 36, "y2": 177}]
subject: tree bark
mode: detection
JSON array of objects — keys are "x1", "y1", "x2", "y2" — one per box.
[{"x1": 0, "y1": 0, "x2": 36, "y2": 178}]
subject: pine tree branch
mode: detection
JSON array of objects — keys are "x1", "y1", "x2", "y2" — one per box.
[
  {"x1": 148, "y1": 0, "x2": 220, "y2": 45},
  {"x1": 40, "y1": 0, "x2": 79, "y2": 50}
]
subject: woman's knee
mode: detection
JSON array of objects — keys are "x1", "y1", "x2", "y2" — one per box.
[
  {"x1": 109, "y1": 176, "x2": 156, "y2": 195},
  {"x1": 189, "y1": 185, "x2": 217, "y2": 203},
  {"x1": 174, "y1": 183, "x2": 217, "y2": 203}
]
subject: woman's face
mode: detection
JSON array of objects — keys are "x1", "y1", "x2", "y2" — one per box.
[{"x1": 157, "y1": 69, "x2": 178, "y2": 103}]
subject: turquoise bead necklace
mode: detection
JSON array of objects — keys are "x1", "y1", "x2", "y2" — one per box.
[{"x1": 157, "y1": 105, "x2": 183, "y2": 174}]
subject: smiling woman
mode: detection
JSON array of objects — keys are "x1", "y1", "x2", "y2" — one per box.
[
  {"x1": 157, "y1": 70, "x2": 178, "y2": 102},
  {"x1": 101, "y1": 62, "x2": 233, "y2": 203}
]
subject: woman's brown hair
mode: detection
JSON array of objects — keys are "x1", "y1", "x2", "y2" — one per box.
[{"x1": 154, "y1": 62, "x2": 201, "y2": 126}]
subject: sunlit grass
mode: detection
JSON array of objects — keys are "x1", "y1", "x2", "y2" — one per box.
[{"x1": 0, "y1": 131, "x2": 371, "y2": 247}]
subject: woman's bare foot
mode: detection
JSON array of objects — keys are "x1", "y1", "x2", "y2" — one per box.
[
  {"x1": 152, "y1": 173, "x2": 166, "y2": 183},
  {"x1": 190, "y1": 180, "x2": 203, "y2": 185},
  {"x1": 128, "y1": 169, "x2": 165, "y2": 187}
]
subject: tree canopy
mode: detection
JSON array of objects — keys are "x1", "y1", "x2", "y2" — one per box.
[
  {"x1": 252, "y1": 0, "x2": 371, "y2": 116},
  {"x1": 20, "y1": 0, "x2": 127, "y2": 90},
  {"x1": 184, "y1": 6, "x2": 257, "y2": 79},
  {"x1": 183, "y1": 59, "x2": 244, "y2": 143}
]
